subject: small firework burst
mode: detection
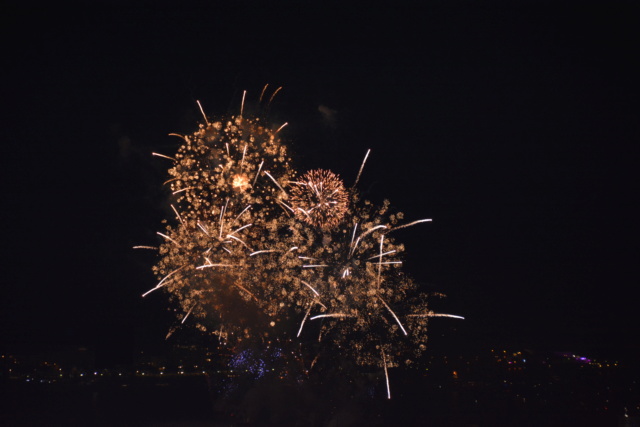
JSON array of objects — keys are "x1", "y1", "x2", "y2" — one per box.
[{"x1": 288, "y1": 169, "x2": 350, "y2": 230}]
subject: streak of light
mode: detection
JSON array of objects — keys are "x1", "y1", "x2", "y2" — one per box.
[
  {"x1": 259, "y1": 83, "x2": 269, "y2": 103},
  {"x1": 133, "y1": 246, "x2": 158, "y2": 250},
  {"x1": 218, "y1": 200, "x2": 228, "y2": 238},
  {"x1": 197, "y1": 222, "x2": 210, "y2": 236},
  {"x1": 253, "y1": 160, "x2": 264, "y2": 185},
  {"x1": 181, "y1": 304, "x2": 196, "y2": 324},
  {"x1": 264, "y1": 171, "x2": 286, "y2": 194},
  {"x1": 302, "y1": 264, "x2": 329, "y2": 268},
  {"x1": 143, "y1": 266, "x2": 185, "y2": 297},
  {"x1": 196, "y1": 100, "x2": 210, "y2": 125},
  {"x1": 378, "y1": 296, "x2": 408, "y2": 335},
  {"x1": 196, "y1": 263, "x2": 237, "y2": 270},
  {"x1": 297, "y1": 305, "x2": 313, "y2": 337},
  {"x1": 163, "y1": 177, "x2": 179, "y2": 186},
  {"x1": 172, "y1": 187, "x2": 194, "y2": 195},
  {"x1": 299, "y1": 280, "x2": 320, "y2": 297},
  {"x1": 407, "y1": 313, "x2": 465, "y2": 320},
  {"x1": 234, "y1": 283, "x2": 257, "y2": 300},
  {"x1": 388, "y1": 219, "x2": 432, "y2": 233},
  {"x1": 228, "y1": 223, "x2": 252, "y2": 236},
  {"x1": 367, "y1": 250, "x2": 396, "y2": 260},
  {"x1": 233, "y1": 205, "x2": 252, "y2": 222},
  {"x1": 171, "y1": 205, "x2": 185, "y2": 226},
  {"x1": 226, "y1": 234, "x2": 253, "y2": 251},
  {"x1": 382, "y1": 349, "x2": 391, "y2": 399},
  {"x1": 168, "y1": 133, "x2": 190, "y2": 143},
  {"x1": 279, "y1": 200, "x2": 295, "y2": 213},
  {"x1": 353, "y1": 149, "x2": 371, "y2": 188},
  {"x1": 310, "y1": 313, "x2": 352, "y2": 320},
  {"x1": 152, "y1": 152, "x2": 176, "y2": 161},
  {"x1": 157, "y1": 232, "x2": 182, "y2": 247},
  {"x1": 240, "y1": 90, "x2": 246, "y2": 116},
  {"x1": 249, "y1": 250, "x2": 279, "y2": 256},
  {"x1": 268, "y1": 86, "x2": 282, "y2": 106},
  {"x1": 240, "y1": 144, "x2": 247, "y2": 167},
  {"x1": 377, "y1": 235, "x2": 385, "y2": 287},
  {"x1": 276, "y1": 122, "x2": 288, "y2": 134}
]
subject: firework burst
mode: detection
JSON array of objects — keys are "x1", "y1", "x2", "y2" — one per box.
[
  {"x1": 288, "y1": 169, "x2": 350, "y2": 230},
  {"x1": 138, "y1": 91, "x2": 463, "y2": 398}
]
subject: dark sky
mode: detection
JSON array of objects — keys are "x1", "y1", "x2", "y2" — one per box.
[{"x1": 2, "y1": 1, "x2": 638, "y2": 364}]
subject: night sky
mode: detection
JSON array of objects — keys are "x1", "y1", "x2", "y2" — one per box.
[{"x1": 2, "y1": 1, "x2": 638, "y2": 365}]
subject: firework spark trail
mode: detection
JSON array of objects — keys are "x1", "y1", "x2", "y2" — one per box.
[
  {"x1": 382, "y1": 349, "x2": 391, "y2": 399},
  {"x1": 142, "y1": 266, "x2": 185, "y2": 297},
  {"x1": 378, "y1": 296, "x2": 408, "y2": 336},
  {"x1": 181, "y1": 303, "x2": 197, "y2": 324},
  {"x1": 407, "y1": 313, "x2": 465, "y2": 319},
  {"x1": 297, "y1": 305, "x2": 313, "y2": 337},
  {"x1": 388, "y1": 218, "x2": 433, "y2": 233},
  {"x1": 353, "y1": 149, "x2": 370, "y2": 188},
  {"x1": 152, "y1": 152, "x2": 176, "y2": 161},
  {"x1": 196, "y1": 100, "x2": 209, "y2": 125}
]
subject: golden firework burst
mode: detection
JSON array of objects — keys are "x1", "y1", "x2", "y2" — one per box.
[{"x1": 288, "y1": 169, "x2": 350, "y2": 230}]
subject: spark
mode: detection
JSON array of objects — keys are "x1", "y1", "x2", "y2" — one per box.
[
  {"x1": 367, "y1": 250, "x2": 397, "y2": 260},
  {"x1": 379, "y1": 296, "x2": 408, "y2": 336},
  {"x1": 233, "y1": 205, "x2": 252, "y2": 222},
  {"x1": 172, "y1": 187, "x2": 194, "y2": 195},
  {"x1": 240, "y1": 144, "x2": 247, "y2": 167},
  {"x1": 240, "y1": 90, "x2": 246, "y2": 116},
  {"x1": 299, "y1": 280, "x2": 320, "y2": 297},
  {"x1": 253, "y1": 160, "x2": 264, "y2": 185},
  {"x1": 196, "y1": 100, "x2": 209, "y2": 125},
  {"x1": 377, "y1": 234, "x2": 385, "y2": 287},
  {"x1": 297, "y1": 305, "x2": 313, "y2": 337},
  {"x1": 259, "y1": 83, "x2": 269, "y2": 103},
  {"x1": 310, "y1": 313, "x2": 353, "y2": 320},
  {"x1": 133, "y1": 246, "x2": 158, "y2": 250},
  {"x1": 142, "y1": 266, "x2": 185, "y2": 297},
  {"x1": 171, "y1": 205, "x2": 184, "y2": 226},
  {"x1": 276, "y1": 122, "x2": 288, "y2": 134},
  {"x1": 264, "y1": 171, "x2": 286, "y2": 194},
  {"x1": 388, "y1": 219, "x2": 432, "y2": 233},
  {"x1": 157, "y1": 232, "x2": 181, "y2": 247},
  {"x1": 226, "y1": 234, "x2": 253, "y2": 251},
  {"x1": 249, "y1": 250, "x2": 279, "y2": 256},
  {"x1": 197, "y1": 222, "x2": 210, "y2": 236},
  {"x1": 407, "y1": 312, "x2": 465, "y2": 320},
  {"x1": 168, "y1": 133, "x2": 190, "y2": 143},
  {"x1": 268, "y1": 86, "x2": 282, "y2": 106},
  {"x1": 233, "y1": 283, "x2": 257, "y2": 300},
  {"x1": 152, "y1": 152, "x2": 176, "y2": 161},
  {"x1": 228, "y1": 223, "x2": 252, "y2": 236},
  {"x1": 181, "y1": 303, "x2": 197, "y2": 324},
  {"x1": 196, "y1": 263, "x2": 237, "y2": 270},
  {"x1": 353, "y1": 149, "x2": 370, "y2": 188},
  {"x1": 382, "y1": 349, "x2": 391, "y2": 399}
]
